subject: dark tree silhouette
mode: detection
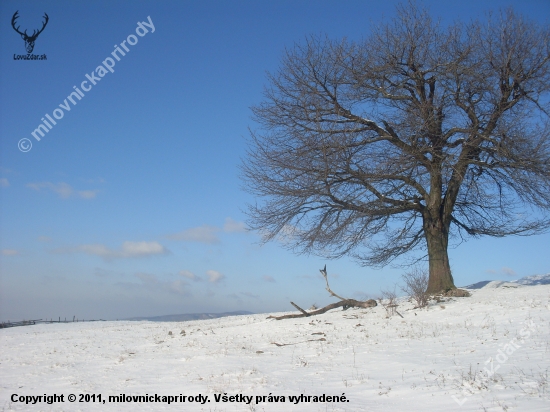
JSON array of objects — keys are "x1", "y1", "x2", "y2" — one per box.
[{"x1": 241, "y1": 3, "x2": 550, "y2": 293}]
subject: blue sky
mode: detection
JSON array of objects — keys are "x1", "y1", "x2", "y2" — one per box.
[{"x1": 1, "y1": 0, "x2": 549, "y2": 321}]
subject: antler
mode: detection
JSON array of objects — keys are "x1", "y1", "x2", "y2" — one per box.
[
  {"x1": 11, "y1": 11, "x2": 49, "y2": 39},
  {"x1": 32, "y1": 13, "x2": 49, "y2": 38},
  {"x1": 11, "y1": 11, "x2": 26, "y2": 36}
]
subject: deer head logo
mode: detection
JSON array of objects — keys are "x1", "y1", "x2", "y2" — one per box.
[{"x1": 11, "y1": 11, "x2": 49, "y2": 54}]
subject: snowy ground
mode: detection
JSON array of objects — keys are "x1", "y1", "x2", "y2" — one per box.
[{"x1": 1, "y1": 285, "x2": 549, "y2": 411}]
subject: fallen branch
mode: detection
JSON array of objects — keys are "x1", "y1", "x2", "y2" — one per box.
[
  {"x1": 267, "y1": 265, "x2": 377, "y2": 320},
  {"x1": 268, "y1": 299, "x2": 377, "y2": 320},
  {"x1": 320, "y1": 265, "x2": 347, "y2": 301},
  {"x1": 385, "y1": 303, "x2": 404, "y2": 318},
  {"x1": 290, "y1": 302, "x2": 310, "y2": 316}
]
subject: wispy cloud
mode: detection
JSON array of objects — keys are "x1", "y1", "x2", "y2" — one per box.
[
  {"x1": 501, "y1": 267, "x2": 517, "y2": 277},
  {"x1": 1, "y1": 249, "x2": 20, "y2": 256},
  {"x1": 56, "y1": 241, "x2": 169, "y2": 260},
  {"x1": 259, "y1": 223, "x2": 301, "y2": 245},
  {"x1": 37, "y1": 236, "x2": 53, "y2": 242},
  {"x1": 127, "y1": 242, "x2": 166, "y2": 257},
  {"x1": 262, "y1": 275, "x2": 276, "y2": 283},
  {"x1": 128, "y1": 272, "x2": 190, "y2": 295},
  {"x1": 486, "y1": 267, "x2": 517, "y2": 277},
  {"x1": 0, "y1": 178, "x2": 9, "y2": 187},
  {"x1": 169, "y1": 279, "x2": 189, "y2": 294},
  {"x1": 78, "y1": 190, "x2": 99, "y2": 199},
  {"x1": 223, "y1": 217, "x2": 247, "y2": 233},
  {"x1": 179, "y1": 270, "x2": 202, "y2": 282},
  {"x1": 168, "y1": 225, "x2": 220, "y2": 243},
  {"x1": 168, "y1": 218, "x2": 247, "y2": 243},
  {"x1": 27, "y1": 182, "x2": 72, "y2": 198},
  {"x1": 27, "y1": 182, "x2": 98, "y2": 199},
  {"x1": 206, "y1": 270, "x2": 225, "y2": 283}
]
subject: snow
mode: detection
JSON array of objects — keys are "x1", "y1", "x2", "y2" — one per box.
[
  {"x1": 1, "y1": 285, "x2": 549, "y2": 411},
  {"x1": 513, "y1": 274, "x2": 550, "y2": 286},
  {"x1": 480, "y1": 281, "x2": 522, "y2": 289},
  {"x1": 463, "y1": 273, "x2": 550, "y2": 289}
]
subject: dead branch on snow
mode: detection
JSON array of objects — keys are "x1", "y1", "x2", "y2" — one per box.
[{"x1": 267, "y1": 266, "x2": 377, "y2": 320}]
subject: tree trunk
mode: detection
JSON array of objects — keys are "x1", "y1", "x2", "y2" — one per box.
[{"x1": 424, "y1": 224, "x2": 455, "y2": 293}]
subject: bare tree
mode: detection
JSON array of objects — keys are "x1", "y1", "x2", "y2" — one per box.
[
  {"x1": 241, "y1": 3, "x2": 550, "y2": 293},
  {"x1": 401, "y1": 267, "x2": 429, "y2": 309}
]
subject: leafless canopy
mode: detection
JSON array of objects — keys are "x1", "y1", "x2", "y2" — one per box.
[{"x1": 241, "y1": 3, "x2": 550, "y2": 290}]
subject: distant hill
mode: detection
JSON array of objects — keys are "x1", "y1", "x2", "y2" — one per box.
[
  {"x1": 461, "y1": 280, "x2": 493, "y2": 289},
  {"x1": 463, "y1": 273, "x2": 550, "y2": 289},
  {"x1": 513, "y1": 273, "x2": 550, "y2": 286},
  {"x1": 124, "y1": 311, "x2": 253, "y2": 322}
]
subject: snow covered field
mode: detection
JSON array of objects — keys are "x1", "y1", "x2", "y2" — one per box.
[{"x1": 1, "y1": 285, "x2": 549, "y2": 412}]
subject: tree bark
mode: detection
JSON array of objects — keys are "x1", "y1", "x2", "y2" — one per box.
[{"x1": 424, "y1": 221, "x2": 455, "y2": 293}]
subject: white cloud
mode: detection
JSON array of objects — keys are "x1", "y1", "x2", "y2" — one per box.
[
  {"x1": 1, "y1": 249, "x2": 20, "y2": 256},
  {"x1": 262, "y1": 275, "x2": 275, "y2": 283},
  {"x1": 120, "y1": 241, "x2": 167, "y2": 257},
  {"x1": 168, "y1": 225, "x2": 220, "y2": 243},
  {"x1": 169, "y1": 279, "x2": 189, "y2": 294},
  {"x1": 27, "y1": 182, "x2": 72, "y2": 198},
  {"x1": 0, "y1": 178, "x2": 9, "y2": 187},
  {"x1": 179, "y1": 270, "x2": 201, "y2": 281},
  {"x1": 486, "y1": 267, "x2": 517, "y2": 277},
  {"x1": 260, "y1": 223, "x2": 301, "y2": 245},
  {"x1": 57, "y1": 241, "x2": 169, "y2": 260},
  {"x1": 501, "y1": 267, "x2": 517, "y2": 277},
  {"x1": 168, "y1": 219, "x2": 248, "y2": 243},
  {"x1": 132, "y1": 273, "x2": 190, "y2": 296},
  {"x1": 206, "y1": 270, "x2": 225, "y2": 283},
  {"x1": 78, "y1": 190, "x2": 99, "y2": 199},
  {"x1": 27, "y1": 182, "x2": 98, "y2": 199},
  {"x1": 223, "y1": 217, "x2": 247, "y2": 233},
  {"x1": 76, "y1": 244, "x2": 111, "y2": 257},
  {"x1": 37, "y1": 236, "x2": 53, "y2": 242}
]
